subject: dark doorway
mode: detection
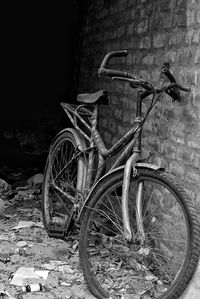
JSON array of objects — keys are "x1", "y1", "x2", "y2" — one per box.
[{"x1": 1, "y1": 1, "x2": 83, "y2": 172}]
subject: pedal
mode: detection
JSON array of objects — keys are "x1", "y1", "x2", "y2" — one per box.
[{"x1": 47, "y1": 222, "x2": 66, "y2": 239}]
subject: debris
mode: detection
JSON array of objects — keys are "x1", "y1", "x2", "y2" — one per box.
[
  {"x1": 15, "y1": 186, "x2": 30, "y2": 191},
  {"x1": 42, "y1": 261, "x2": 74, "y2": 274},
  {"x1": 0, "y1": 291, "x2": 16, "y2": 299},
  {"x1": 14, "y1": 190, "x2": 35, "y2": 201},
  {"x1": 0, "y1": 178, "x2": 11, "y2": 196},
  {"x1": 10, "y1": 267, "x2": 49, "y2": 286},
  {"x1": 27, "y1": 173, "x2": 44, "y2": 186},
  {"x1": 11, "y1": 221, "x2": 44, "y2": 230},
  {"x1": 16, "y1": 241, "x2": 28, "y2": 248},
  {"x1": 0, "y1": 232, "x2": 16, "y2": 241},
  {"x1": 0, "y1": 254, "x2": 10, "y2": 264},
  {"x1": 17, "y1": 208, "x2": 34, "y2": 214},
  {"x1": 121, "y1": 295, "x2": 140, "y2": 299},
  {"x1": 61, "y1": 289, "x2": 72, "y2": 298},
  {"x1": 71, "y1": 240, "x2": 79, "y2": 253},
  {"x1": 138, "y1": 247, "x2": 150, "y2": 256},
  {"x1": 145, "y1": 273, "x2": 158, "y2": 282},
  {"x1": 0, "y1": 198, "x2": 5, "y2": 216},
  {"x1": 60, "y1": 281, "x2": 71, "y2": 287},
  {"x1": 22, "y1": 283, "x2": 43, "y2": 293},
  {"x1": 32, "y1": 208, "x2": 42, "y2": 220}
]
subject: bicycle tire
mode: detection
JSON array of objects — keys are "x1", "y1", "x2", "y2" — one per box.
[
  {"x1": 79, "y1": 167, "x2": 200, "y2": 299},
  {"x1": 42, "y1": 130, "x2": 87, "y2": 236}
]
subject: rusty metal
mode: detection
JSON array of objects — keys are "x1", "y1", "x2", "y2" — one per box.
[
  {"x1": 136, "y1": 181, "x2": 145, "y2": 244},
  {"x1": 121, "y1": 152, "x2": 139, "y2": 241}
]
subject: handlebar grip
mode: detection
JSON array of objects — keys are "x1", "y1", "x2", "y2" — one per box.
[
  {"x1": 98, "y1": 67, "x2": 133, "y2": 78},
  {"x1": 176, "y1": 85, "x2": 191, "y2": 92},
  {"x1": 100, "y1": 50, "x2": 128, "y2": 69}
]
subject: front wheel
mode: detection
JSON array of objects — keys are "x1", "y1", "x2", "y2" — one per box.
[{"x1": 79, "y1": 168, "x2": 200, "y2": 299}]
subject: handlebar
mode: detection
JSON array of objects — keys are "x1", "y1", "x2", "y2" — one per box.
[
  {"x1": 160, "y1": 62, "x2": 191, "y2": 101},
  {"x1": 98, "y1": 50, "x2": 135, "y2": 79},
  {"x1": 99, "y1": 50, "x2": 128, "y2": 69},
  {"x1": 98, "y1": 50, "x2": 191, "y2": 100}
]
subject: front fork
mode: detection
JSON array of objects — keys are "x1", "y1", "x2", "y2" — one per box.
[{"x1": 122, "y1": 152, "x2": 145, "y2": 243}]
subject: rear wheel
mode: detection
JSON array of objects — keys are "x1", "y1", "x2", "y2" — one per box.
[
  {"x1": 79, "y1": 168, "x2": 200, "y2": 299},
  {"x1": 42, "y1": 131, "x2": 87, "y2": 236}
]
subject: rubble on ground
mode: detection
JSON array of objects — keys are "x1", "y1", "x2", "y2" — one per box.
[{"x1": 0, "y1": 169, "x2": 96, "y2": 299}]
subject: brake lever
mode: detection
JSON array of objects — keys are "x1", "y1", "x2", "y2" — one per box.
[{"x1": 161, "y1": 62, "x2": 176, "y2": 83}]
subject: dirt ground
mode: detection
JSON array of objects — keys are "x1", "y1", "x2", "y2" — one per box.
[
  {"x1": 0, "y1": 174, "x2": 96, "y2": 299},
  {"x1": 1, "y1": 170, "x2": 200, "y2": 299}
]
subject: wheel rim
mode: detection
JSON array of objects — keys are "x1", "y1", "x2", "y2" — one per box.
[
  {"x1": 83, "y1": 176, "x2": 189, "y2": 298},
  {"x1": 43, "y1": 137, "x2": 79, "y2": 226}
]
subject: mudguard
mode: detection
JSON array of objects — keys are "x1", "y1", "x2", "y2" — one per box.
[
  {"x1": 50, "y1": 128, "x2": 88, "y2": 193},
  {"x1": 78, "y1": 162, "x2": 164, "y2": 220},
  {"x1": 51, "y1": 128, "x2": 87, "y2": 152}
]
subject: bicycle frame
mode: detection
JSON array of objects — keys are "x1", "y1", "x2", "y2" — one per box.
[
  {"x1": 62, "y1": 90, "x2": 147, "y2": 186},
  {"x1": 60, "y1": 89, "x2": 151, "y2": 241}
]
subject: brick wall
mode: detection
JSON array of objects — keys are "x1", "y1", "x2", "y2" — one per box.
[{"x1": 77, "y1": 0, "x2": 200, "y2": 212}]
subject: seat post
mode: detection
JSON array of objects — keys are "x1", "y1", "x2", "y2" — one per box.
[
  {"x1": 133, "y1": 90, "x2": 143, "y2": 153},
  {"x1": 85, "y1": 104, "x2": 99, "y2": 191}
]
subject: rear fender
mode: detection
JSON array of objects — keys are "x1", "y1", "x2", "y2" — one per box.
[
  {"x1": 50, "y1": 128, "x2": 88, "y2": 193},
  {"x1": 51, "y1": 128, "x2": 87, "y2": 151}
]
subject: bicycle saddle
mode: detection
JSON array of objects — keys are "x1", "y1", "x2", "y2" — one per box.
[{"x1": 77, "y1": 90, "x2": 109, "y2": 105}]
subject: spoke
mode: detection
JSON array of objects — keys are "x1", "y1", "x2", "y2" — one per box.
[
  {"x1": 152, "y1": 251, "x2": 172, "y2": 282},
  {"x1": 86, "y1": 206, "x2": 124, "y2": 235},
  {"x1": 143, "y1": 206, "x2": 158, "y2": 226},
  {"x1": 114, "y1": 189, "x2": 122, "y2": 210},
  {"x1": 145, "y1": 233, "x2": 187, "y2": 244},
  {"x1": 53, "y1": 148, "x2": 80, "y2": 182},
  {"x1": 107, "y1": 195, "x2": 122, "y2": 231},
  {"x1": 145, "y1": 221, "x2": 186, "y2": 237},
  {"x1": 101, "y1": 200, "x2": 123, "y2": 224},
  {"x1": 152, "y1": 250, "x2": 185, "y2": 263},
  {"x1": 142, "y1": 184, "x2": 156, "y2": 220},
  {"x1": 51, "y1": 180, "x2": 75, "y2": 204},
  {"x1": 90, "y1": 219, "x2": 122, "y2": 237}
]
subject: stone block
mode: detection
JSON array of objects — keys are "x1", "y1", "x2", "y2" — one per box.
[
  {"x1": 136, "y1": 20, "x2": 148, "y2": 34},
  {"x1": 185, "y1": 69, "x2": 196, "y2": 85},
  {"x1": 139, "y1": 36, "x2": 151, "y2": 49},
  {"x1": 196, "y1": 9, "x2": 200, "y2": 23},
  {"x1": 195, "y1": 48, "x2": 200, "y2": 63},
  {"x1": 186, "y1": 169, "x2": 200, "y2": 185},
  {"x1": 114, "y1": 108, "x2": 123, "y2": 121},
  {"x1": 108, "y1": 119, "x2": 117, "y2": 133},
  {"x1": 117, "y1": 26, "x2": 126, "y2": 38},
  {"x1": 153, "y1": 33, "x2": 168, "y2": 48},
  {"x1": 187, "y1": 9, "x2": 195, "y2": 25},
  {"x1": 176, "y1": 147, "x2": 194, "y2": 165},
  {"x1": 169, "y1": 161, "x2": 185, "y2": 178},
  {"x1": 123, "y1": 110, "x2": 130, "y2": 123},
  {"x1": 161, "y1": 14, "x2": 173, "y2": 29},
  {"x1": 127, "y1": 23, "x2": 134, "y2": 35},
  {"x1": 142, "y1": 54, "x2": 154, "y2": 65},
  {"x1": 160, "y1": 0, "x2": 171, "y2": 11},
  {"x1": 169, "y1": 30, "x2": 185, "y2": 45},
  {"x1": 195, "y1": 70, "x2": 200, "y2": 85},
  {"x1": 103, "y1": 131, "x2": 112, "y2": 145},
  {"x1": 187, "y1": 135, "x2": 200, "y2": 149},
  {"x1": 160, "y1": 142, "x2": 177, "y2": 159}
]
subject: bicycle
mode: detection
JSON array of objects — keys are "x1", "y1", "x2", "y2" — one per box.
[{"x1": 42, "y1": 50, "x2": 200, "y2": 299}]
